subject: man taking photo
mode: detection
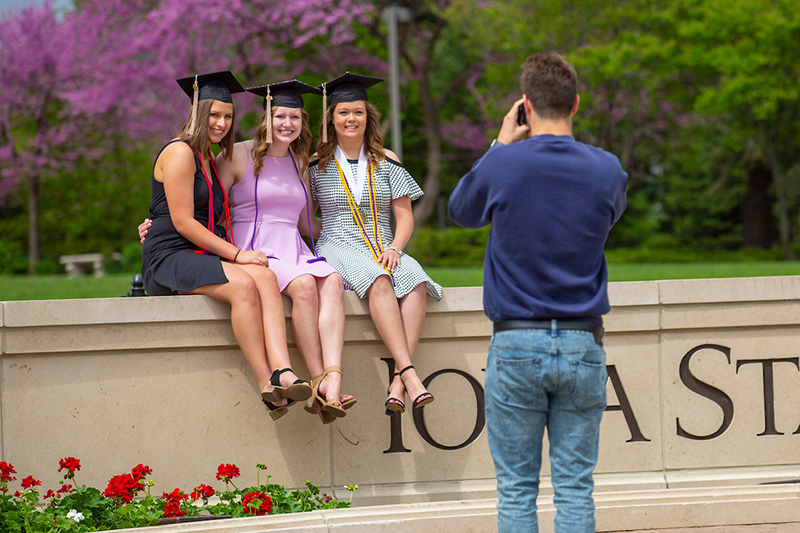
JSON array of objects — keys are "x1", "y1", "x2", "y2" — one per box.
[{"x1": 448, "y1": 52, "x2": 628, "y2": 533}]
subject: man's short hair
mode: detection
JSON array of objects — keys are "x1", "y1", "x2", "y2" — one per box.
[{"x1": 520, "y1": 52, "x2": 578, "y2": 120}]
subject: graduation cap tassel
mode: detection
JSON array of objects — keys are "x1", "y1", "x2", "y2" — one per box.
[
  {"x1": 265, "y1": 89, "x2": 273, "y2": 144},
  {"x1": 322, "y1": 83, "x2": 328, "y2": 143},
  {"x1": 188, "y1": 75, "x2": 199, "y2": 136}
]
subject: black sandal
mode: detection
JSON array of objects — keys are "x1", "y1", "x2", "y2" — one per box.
[
  {"x1": 384, "y1": 372, "x2": 406, "y2": 415},
  {"x1": 262, "y1": 398, "x2": 292, "y2": 421},
  {"x1": 398, "y1": 365, "x2": 434, "y2": 409},
  {"x1": 261, "y1": 368, "x2": 312, "y2": 403}
]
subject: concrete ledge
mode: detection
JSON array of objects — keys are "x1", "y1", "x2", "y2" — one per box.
[
  {"x1": 3, "y1": 277, "x2": 800, "y2": 532},
  {"x1": 98, "y1": 483, "x2": 800, "y2": 533}
]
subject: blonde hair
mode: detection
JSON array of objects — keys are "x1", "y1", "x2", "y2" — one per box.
[
  {"x1": 178, "y1": 99, "x2": 236, "y2": 161},
  {"x1": 250, "y1": 107, "x2": 311, "y2": 176},
  {"x1": 316, "y1": 101, "x2": 384, "y2": 171}
]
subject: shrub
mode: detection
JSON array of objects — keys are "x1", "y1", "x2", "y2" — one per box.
[{"x1": 0, "y1": 241, "x2": 28, "y2": 275}]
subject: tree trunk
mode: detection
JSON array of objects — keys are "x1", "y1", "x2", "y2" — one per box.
[
  {"x1": 742, "y1": 162, "x2": 775, "y2": 249},
  {"x1": 412, "y1": 70, "x2": 442, "y2": 227},
  {"x1": 763, "y1": 132, "x2": 795, "y2": 260},
  {"x1": 27, "y1": 171, "x2": 40, "y2": 275}
]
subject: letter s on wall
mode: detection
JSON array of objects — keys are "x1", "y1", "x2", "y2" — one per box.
[{"x1": 676, "y1": 344, "x2": 734, "y2": 440}]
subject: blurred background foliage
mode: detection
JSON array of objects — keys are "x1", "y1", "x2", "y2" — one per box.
[{"x1": 1, "y1": 0, "x2": 799, "y2": 277}]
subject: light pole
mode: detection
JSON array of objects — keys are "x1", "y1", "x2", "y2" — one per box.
[{"x1": 381, "y1": 4, "x2": 411, "y2": 160}]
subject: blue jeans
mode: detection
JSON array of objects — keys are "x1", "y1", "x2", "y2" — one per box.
[{"x1": 486, "y1": 323, "x2": 607, "y2": 533}]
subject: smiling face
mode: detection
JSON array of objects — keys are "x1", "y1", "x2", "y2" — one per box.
[
  {"x1": 271, "y1": 106, "x2": 303, "y2": 145},
  {"x1": 207, "y1": 100, "x2": 234, "y2": 144},
  {"x1": 332, "y1": 101, "x2": 367, "y2": 142}
]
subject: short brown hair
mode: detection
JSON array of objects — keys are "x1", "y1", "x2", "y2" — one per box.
[{"x1": 520, "y1": 52, "x2": 578, "y2": 120}]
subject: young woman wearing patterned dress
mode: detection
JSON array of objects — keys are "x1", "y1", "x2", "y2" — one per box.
[{"x1": 309, "y1": 73, "x2": 443, "y2": 415}]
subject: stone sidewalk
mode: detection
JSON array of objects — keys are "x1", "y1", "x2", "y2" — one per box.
[{"x1": 625, "y1": 525, "x2": 798, "y2": 533}]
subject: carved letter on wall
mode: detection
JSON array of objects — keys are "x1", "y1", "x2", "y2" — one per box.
[
  {"x1": 735, "y1": 357, "x2": 800, "y2": 436},
  {"x1": 381, "y1": 359, "x2": 486, "y2": 454},
  {"x1": 412, "y1": 369, "x2": 486, "y2": 451},
  {"x1": 676, "y1": 344, "x2": 735, "y2": 440},
  {"x1": 606, "y1": 365, "x2": 650, "y2": 442}
]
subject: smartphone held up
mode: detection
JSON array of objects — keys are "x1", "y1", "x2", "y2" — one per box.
[{"x1": 516, "y1": 103, "x2": 527, "y2": 126}]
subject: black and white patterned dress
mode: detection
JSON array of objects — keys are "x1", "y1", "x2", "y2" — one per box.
[{"x1": 309, "y1": 155, "x2": 443, "y2": 301}]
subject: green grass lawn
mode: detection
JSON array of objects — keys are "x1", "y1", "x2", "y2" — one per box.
[{"x1": 1, "y1": 261, "x2": 799, "y2": 301}]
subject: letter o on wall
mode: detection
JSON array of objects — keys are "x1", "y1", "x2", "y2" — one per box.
[{"x1": 412, "y1": 369, "x2": 486, "y2": 451}]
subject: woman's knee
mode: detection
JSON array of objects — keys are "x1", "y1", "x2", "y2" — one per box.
[
  {"x1": 367, "y1": 275, "x2": 394, "y2": 298},
  {"x1": 228, "y1": 272, "x2": 259, "y2": 303},
  {"x1": 289, "y1": 274, "x2": 318, "y2": 304},
  {"x1": 321, "y1": 273, "x2": 344, "y2": 299}
]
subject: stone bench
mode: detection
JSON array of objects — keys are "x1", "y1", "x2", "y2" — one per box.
[{"x1": 59, "y1": 252, "x2": 121, "y2": 277}]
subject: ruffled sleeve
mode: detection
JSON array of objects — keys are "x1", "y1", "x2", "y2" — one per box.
[{"x1": 384, "y1": 157, "x2": 423, "y2": 201}]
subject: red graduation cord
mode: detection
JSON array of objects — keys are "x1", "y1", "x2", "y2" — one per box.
[{"x1": 194, "y1": 149, "x2": 235, "y2": 254}]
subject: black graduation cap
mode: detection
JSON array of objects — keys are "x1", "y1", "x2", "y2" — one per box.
[
  {"x1": 176, "y1": 71, "x2": 245, "y2": 104},
  {"x1": 247, "y1": 79, "x2": 322, "y2": 109},
  {"x1": 246, "y1": 80, "x2": 321, "y2": 144},
  {"x1": 319, "y1": 72, "x2": 383, "y2": 142},
  {"x1": 321, "y1": 72, "x2": 384, "y2": 105}
]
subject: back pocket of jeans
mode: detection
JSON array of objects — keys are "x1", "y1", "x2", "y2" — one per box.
[
  {"x1": 492, "y1": 355, "x2": 544, "y2": 407},
  {"x1": 568, "y1": 358, "x2": 607, "y2": 410}
]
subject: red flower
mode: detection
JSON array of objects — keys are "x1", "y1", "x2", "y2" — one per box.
[
  {"x1": 190, "y1": 484, "x2": 215, "y2": 501},
  {"x1": 131, "y1": 464, "x2": 152, "y2": 481},
  {"x1": 0, "y1": 461, "x2": 17, "y2": 483},
  {"x1": 21, "y1": 476, "x2": 42, "y2": 490},
  {"x1": 161, "y1": 488, "x2": 188, "y2": 503},
  {"x1": 162, "y1": 500, "x2": 185, "y2": 518},
  {"x1": 14, "y1": 491, "x2": 21, "y2": 497},
  {"x1": 44, "y1": 489, "x2": 56, "y2": 499},
  {"x1": 58, "y1": 484, "x2": 73, "y2": 494},
  {"x1": 215, "y1": 463, "x2": 240, "y2": 483},
  {"x1": 104, "y1": 473, "x2": 144, "y2": 503},
  {"x1": 58, "y1": 457, "x2": 81, "y2": 479},
  {"x1": 241, "y1": 490, "x2": 273, "y2": 516}
]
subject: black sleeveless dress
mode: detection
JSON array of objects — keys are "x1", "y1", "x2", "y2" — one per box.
[{"x1": 142, "y1": 140, "x2": 230, "y2": 295}]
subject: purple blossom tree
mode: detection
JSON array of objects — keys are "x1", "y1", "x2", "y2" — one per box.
[{"x1": 0, "y1": 0, "x2": 376, "y2": 273}]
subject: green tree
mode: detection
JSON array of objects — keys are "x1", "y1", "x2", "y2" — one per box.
[{"x1": 672, "y1": 0, "x2": 800, "y2": 258}]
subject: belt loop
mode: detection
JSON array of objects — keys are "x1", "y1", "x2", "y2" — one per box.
[{"x1": 550, "y1": 318, "x2": 557, "y2": 337}]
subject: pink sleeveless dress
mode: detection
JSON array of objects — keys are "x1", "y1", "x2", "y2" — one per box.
[{"x1": 229, "y1": 143, "x2": 335, "y2": 291}]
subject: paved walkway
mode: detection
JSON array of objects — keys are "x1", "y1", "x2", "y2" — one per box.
[{"x1": 623, "y1": 525, "x2": 798, "y2": 533}]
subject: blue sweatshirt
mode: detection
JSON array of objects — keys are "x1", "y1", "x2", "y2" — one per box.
[{"x1": 448, "y1": 135, "x2": 628, "y2": 323}]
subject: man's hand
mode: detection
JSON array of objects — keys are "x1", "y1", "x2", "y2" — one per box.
[{"x1": 497, "y1": 98, "x2": 530, "y2": 145}]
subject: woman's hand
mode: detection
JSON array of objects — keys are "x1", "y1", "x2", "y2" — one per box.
[
  {"x1": 378, "y1": 248, "x2": 401, "y2": 272},
  {"x1": 235, "y1": 249, "x2": 270, "y2": 267},
  {"x1": 138, "y1": 218, "x2": 152, "y2": 244}
]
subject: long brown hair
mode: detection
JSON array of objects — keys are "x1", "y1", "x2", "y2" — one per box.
[
  {"x1": 178, "y1": 99, "x2": 236, "y2": 161},
  {"x1": 250, "y1": 107, "x2": 311, "y2": 176},
  {"x1": 316, "y1": 101, "x2": 384, "y2": 171}
]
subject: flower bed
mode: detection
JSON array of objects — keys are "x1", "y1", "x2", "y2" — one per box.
[{"x1": 0, "y1": 458, "x2": 354, "y2": 532}]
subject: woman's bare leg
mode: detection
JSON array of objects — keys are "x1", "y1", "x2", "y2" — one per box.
[
  {"x1": 283, "y1": 274, "x2": 325, "y2": 379},
  {"x1": 391, "y1": 283, "x2": 428, "y2": 399},
  {"x1": 314, "y1": 274, "x2": 352, "y2": 405},
  {"x1": 187, "y1": 263, "x2": 273, "y2": 391},
  {"x1": 366, "y1": 276, "x2": 429, "y2": 406}
]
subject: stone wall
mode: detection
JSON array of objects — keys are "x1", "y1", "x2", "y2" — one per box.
[{"x1": 1, "y1": 278, "x2": 799, "y2": 508}]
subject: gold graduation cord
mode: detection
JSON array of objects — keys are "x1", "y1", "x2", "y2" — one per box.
[{"x1": 334, "y1": 160, "x2": 392, "y2": 278}]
